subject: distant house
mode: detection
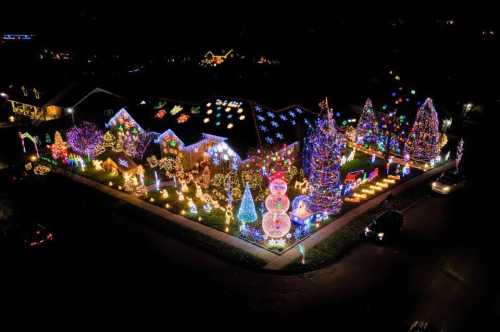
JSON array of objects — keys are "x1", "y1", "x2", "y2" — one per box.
[
  {"x1": 5, "y1": 83, "x2": 122, "y2": 122},
  {"x1": 200, "y1": 49, "x2": 234, "y2": 67}
]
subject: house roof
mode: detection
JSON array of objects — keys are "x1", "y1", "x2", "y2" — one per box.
[
  {"x1": 104, "y1": 97, "x2": 319, "y2": 159},
  {"x1": 4, "y1": 80, "x2": 123, "y2": 115},
  {"x1": 155, "y1": 129, "x2": 185, "y2": 147}
]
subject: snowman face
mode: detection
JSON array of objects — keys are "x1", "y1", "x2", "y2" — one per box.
[{"x1": 269, "y1": 178, "x2": 288, "y2": 196}]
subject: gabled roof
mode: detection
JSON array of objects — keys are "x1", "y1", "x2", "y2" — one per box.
[
  {"x1": 155, "y1": 129, "x2": 185, "y2": 147},
  {"x1": 182, "y1": 133, "x2": 228, "y2": 153},
  {"x1": 105, "y1": 108, "x2": 146, "y2": 134},
  {"x1": 201, "y1": 133, "x2": 227, "y2": 142}
]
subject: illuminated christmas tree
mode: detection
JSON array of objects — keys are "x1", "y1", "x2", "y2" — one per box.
[
  {"x1": 51, "y1": 131, "x2": 68, "y2": 161},
  {"x1": 404, "y1": 98, "x2": 441, "y2": 162},
  {"x1": 356, "y1": 98, "x2": 378, "y2": 146},
  {"x1": 307, "y1": 110, "x2": 344, "y2": 214},
  {"x1": 102, "y1": 131, "x2": 116, "y2": 149},
  {"x1": 237, "y1": 183, "x2": 257, "y2": 223}
]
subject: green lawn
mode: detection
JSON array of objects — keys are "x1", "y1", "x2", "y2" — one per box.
[{"x1": 340, "y1": 149, "x2": 385, "y2": 177}]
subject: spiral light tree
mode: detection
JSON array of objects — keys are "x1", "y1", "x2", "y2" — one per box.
[{"x1": 307, "y1": 110, "x2": 345, "y2": 215}]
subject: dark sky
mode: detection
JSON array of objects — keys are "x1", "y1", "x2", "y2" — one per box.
[
  {"x1": 3, "y1": 5, "x2": 499, "y2": 50},
  {"x1": 2, "y1": 5, "x2": 500, "y2": 107}
]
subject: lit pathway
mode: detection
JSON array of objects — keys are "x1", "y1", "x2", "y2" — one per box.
[{"x1": 263, "y1": 161, "x2": 456, "y2": 270}]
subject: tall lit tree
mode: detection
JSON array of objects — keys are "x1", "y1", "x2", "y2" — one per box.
[
  {"x1": 356, "y1": 98, "x2": 378, "y2": 146},
  {"x1": 307, "y1": 109, "x2": 345, "y2": 215},
  {"x1": 237, "y1": 183, "x2": 257, "y2": 223},
  {"x1": 404, "y1": 98, "x2": 441, "y2": 162}
]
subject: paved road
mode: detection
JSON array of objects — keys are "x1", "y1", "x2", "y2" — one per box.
[{"x1": 5, "y1": 174, "x2": 496, "y2": 330}]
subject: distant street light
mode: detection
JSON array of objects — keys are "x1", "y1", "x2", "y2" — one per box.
[{"x1": 66, "y1": 107, "x2": 75, "y2": 125}]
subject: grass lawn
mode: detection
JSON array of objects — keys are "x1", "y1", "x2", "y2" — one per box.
[{"x1": 340, "y1": 149, "x2": 385, "y2": 177}]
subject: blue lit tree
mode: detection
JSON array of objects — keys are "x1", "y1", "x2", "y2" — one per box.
[
  {"x1": 307, "y1": 110, "x2": 345, "y2": 215},
  {"x1": 237, "y1": 183, "x2": 258, "y2": 223}
]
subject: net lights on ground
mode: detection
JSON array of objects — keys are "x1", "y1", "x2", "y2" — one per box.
[{"x1": 346, "y1": 176, "x2": 400, "y2": 203}]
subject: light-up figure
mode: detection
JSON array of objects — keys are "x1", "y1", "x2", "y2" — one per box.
[
  {"x1": 160, "y1": 189, "x2": 169, "y2": 199},
  {"x1": 155, "y1": 171, "x2": 160, "y2": 191},
  {"x1": 188, "y1": 198, "x2": 198, "y2": 214},
  {"x1": 262, "y1": 177, "x2": 291, "y2": 239},
  {"x1": 290, "y1": 196, "x2": 313, "y2": 225}
]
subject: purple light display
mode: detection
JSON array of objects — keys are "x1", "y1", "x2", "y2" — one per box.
[{"x1": 66, "y1": 122, "x2": 103, "y2": 158}]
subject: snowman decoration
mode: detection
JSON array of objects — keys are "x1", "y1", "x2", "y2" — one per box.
[{"x1": 262, "y1": 178, "x2": 291, "y2": 239}]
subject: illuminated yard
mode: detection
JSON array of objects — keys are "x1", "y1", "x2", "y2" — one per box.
[{"x1": 27, "y1": 96, "x2": 452, "y2": 254}]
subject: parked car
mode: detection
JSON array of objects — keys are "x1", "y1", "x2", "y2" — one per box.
[
  {"x1": 364, "y1": 209, "x2": 404, "y2": 242},
  {"x1": 431, "y1": 170, "x2": 465, "y2": 194}
]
